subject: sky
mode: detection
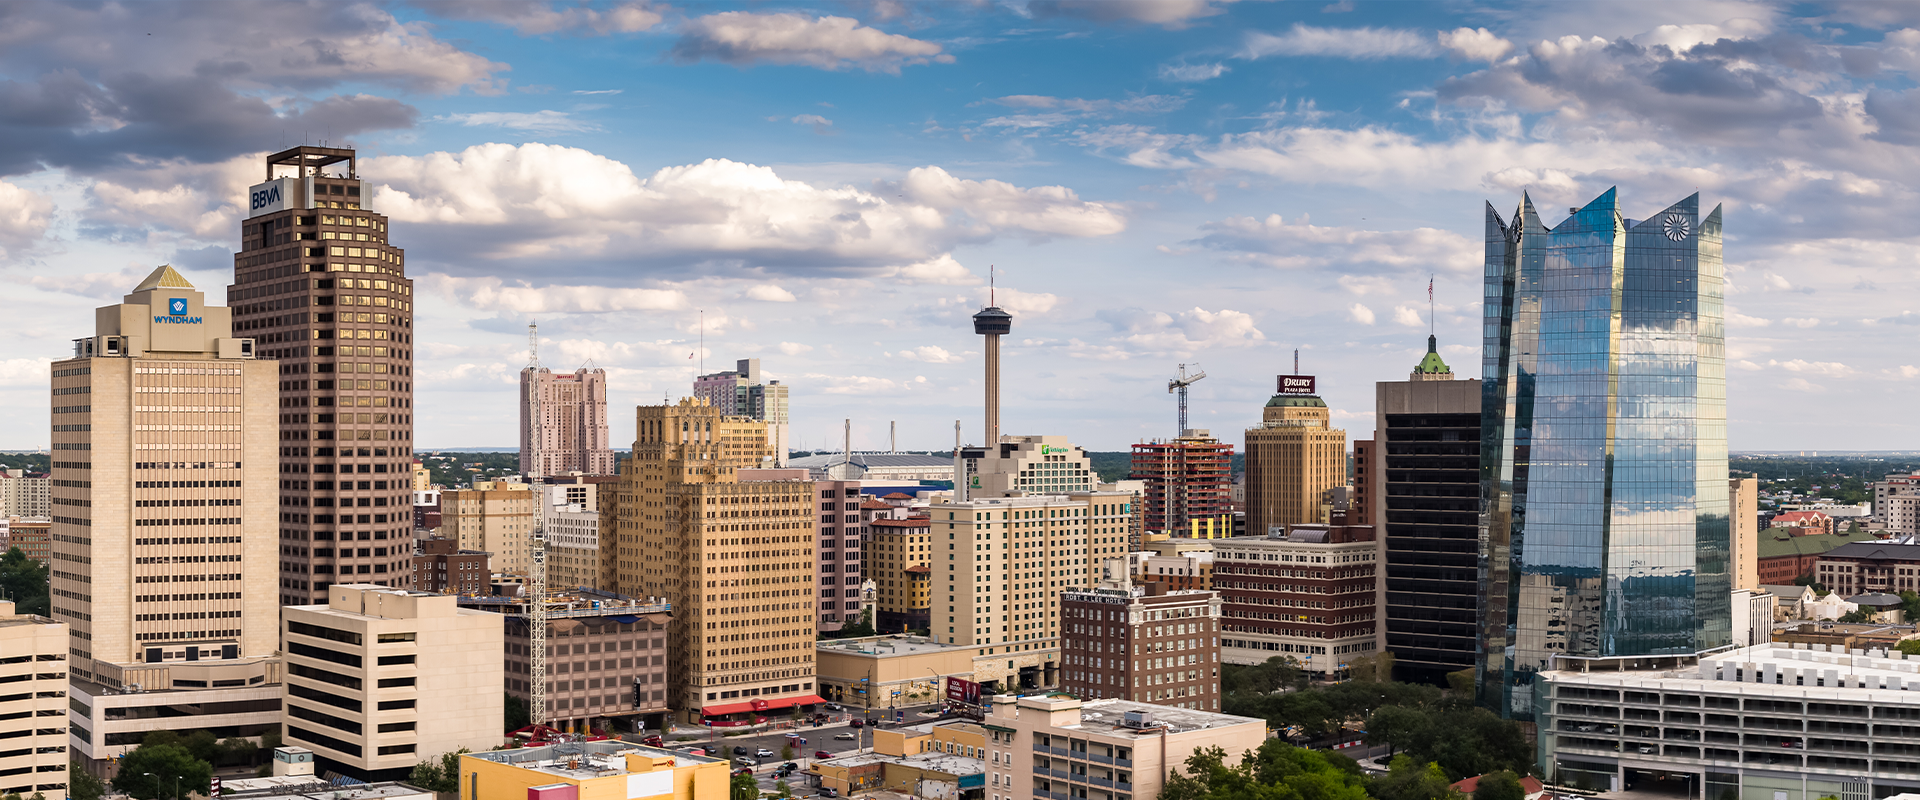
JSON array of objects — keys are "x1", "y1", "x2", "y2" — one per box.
[{"x1": 2, "y1": 0, "x2": 1919, "y2": 453}]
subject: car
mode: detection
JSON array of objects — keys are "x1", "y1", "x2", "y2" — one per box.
[
  {"x1": 834, "y1": 733, "x2": 857, "y2": 741},
  {"x1": 731, "y1": 768, "x2": 752, "y2": 777},
  {"x1": 824, "y1": 703, "x2": 842, "y2": 711},
  {"x1": 638, "y1": 735, "x2": 665, "y2": 747},
  {"x1": 732, "y1": 746, "x2": 750, "y2": 756},
  {"x1": 849, "y1": 719, "x2": 863, "y2": 728},
  {"x1": 781, "y1": 763, "x2": 799, "y2": 771},
  {"x1": 815, "y1": 751, "x2": 834, "y2": 760},
  {"x1": 734, "y1": 757, "x2": 757, "y2": 768},
  {"x1": 1636, "y1": 746, "x2": 1656, "y2": 755},
  {"x1": 756, "y1": 748, "x2": 775, "y2": 758},
  {"x1": 817, "y1": 789, "x2": 839, "y2": 798},
  {"x1": 680, "y1": 747, "x2": 707, "y2": 757}
]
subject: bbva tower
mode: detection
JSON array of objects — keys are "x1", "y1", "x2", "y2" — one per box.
[{"x1": 1476, "y1": 188, "x2": 1729, "y2": 719}]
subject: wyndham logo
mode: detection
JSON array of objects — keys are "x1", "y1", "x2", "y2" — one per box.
[
  {"x1": 155, "y1": 298, "x2": 201, "y2": 325},
  {"x1": 168, "y1": 298, "x2": 188, "y2": 316},
  {"x1": 250, "y1": 184, "x2": 282, "y2": 211}
]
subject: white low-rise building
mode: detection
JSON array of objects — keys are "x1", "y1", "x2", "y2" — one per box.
[{"x1": 1538, "y1": 642, "x2": 1920, "y2": 799}]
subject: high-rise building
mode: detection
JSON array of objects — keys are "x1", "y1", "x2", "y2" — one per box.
[
  {"x1": 692, "y1": 359, "x2": 790, "y2": 467},
  {"x1": 0, "y1": 600, "x2": 68, "y2": 800},
  {"x1": 225, "y1": 146, "x2": 417, "y2": 606},
  {"x1": 814, "y1": 479, "x2": 868, "y2": 632},
  {"x1": 865, "y1": 515, "x2": 933, "y2": 632},
  {"x1": 1478, "y1": 189, "x2": 1729, "y2": 719},
  {"x1": 52, "y1": 266, "x2": 285, "y2": 765},
  {"x1": 1214, "y1": 515, "x2": 1380, "y2": 676},
  {"x1": 520, "y1": 363, "x2": 614, "y2": 476},
  {"x1": 1730, "y1": 477, "x2": 1760, "y2": 589},
  {"x1": 461, "y1": 592, "x2": 672, "y2": 734},
  {"x1": 1060, "y1": 561, "x2": 1222, "y2": 710},
  {"x1": 282, "y1": 584, "x2": 503, "y2": 781},
  {"x1": 1129, "y1": 433, "x2": 1233, "y2": 538},
  {"x1": 1369, "y1": 336, "x2": 1481, "y2": 686},
  {"x1": 1873, "y1": 472, "x2": 1920, "y2": 536},
  {"x1": 620, "y1": 400, "x2": 821, "y2": 723},
  {"x1": 0, "y1": 469, "x2": 50, "y2": 519},
  {"x1": 1243, "y1": 376, "x2": 1346, "y2": 537},
  {"x1": 440, "y1": 481, "x2": 537, "y2": 575}
]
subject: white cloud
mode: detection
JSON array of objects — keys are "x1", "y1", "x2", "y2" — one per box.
[
  {"x1": 890, "y1": 166, "x2": 1126, "y2": 239},
  {"x1": 1347, "y1": 303, "x2": 1376, "y2": 325},
  {"x1": 670, "y1": 12, "x2": 953, "y2": 73},
  {"x1": 892, "y1": 346, "x2": 964, "y2": 363},
  {"x1": 0, "y1": 358, "x2": 56, "y2": 388},
  {"x1": 745, "y1": 284, "x2": 798, "y2": 302},
  {"x1": 439, "y1": 110, "x2": 601, "y2": 133},
  {"x1": 1726, "y1": 310, "x2": 1772, "y2": 327},
  {"x1": 1767, "y1": 359, "x2": 1854, "y2": 377},
  {"x1": 777, "y1": 342, "x2": 814, "y2": 355},
  {"x1": 1158, "y1": 62, "x2": 1229, "y2": 82},
  {"x1": 1026, "y1": 0, "x2": 1245, "y2": 29},
  {"x1": 1781, "y1": 317, "x2": 1822, "y2": 328},
  {"x1": 27, "y1": 267, "x2": 155, "y2": 300},
  {"x1": 1392, "y1": 305, "x2": 1424, "y2": 327},
  {"x1": 0, "y1": 180, "x2": 54, "y2": 258},
  {"x1": 887, "y1": 255, "x2": 980, "y2": 286},
  {"x1": 981, "y1": 287, "x2": 1061, "y2": 315},
  {"x1": 1438, "y1": 27, "x2": 1513, "y2": 61},
  {"x1": 1075, "y1": 307, "x2": 1266, "y2": 358},
  {"x1": 423, "y1": 274, "x2": 688, "y2": 313},
  {"x1": 428, "y1": 1, "x2": 664, "y2": 35},
  {"x1": 1176, "y1": 214, "x2": 1478, "y2": 274},
  {"x1": 1242, "y1": 24, "x2": 1437, "y2": 60},
  {"x1": 1336, "y1": 275, "x2": 1393, "y2": 296},
  {"x1": 804, "y1": 373, "x2": 930, "y2": 394}
]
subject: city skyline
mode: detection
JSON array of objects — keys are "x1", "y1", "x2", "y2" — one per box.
[{"x1": 4, "y1": 2, "x2": 1920, "y2": 452}]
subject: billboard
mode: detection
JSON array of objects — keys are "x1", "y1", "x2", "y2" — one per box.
[
  {"x1": 944, "y1": 676, "x2": 981, "y2": 707},
  {"x1": 1276, "y1": 375, "x2": 1316, "y2": 396}
]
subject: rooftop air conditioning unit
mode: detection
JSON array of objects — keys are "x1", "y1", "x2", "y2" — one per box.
[{"x1": 1121, "y1": 710, "x2": 1154, "y2": 729}]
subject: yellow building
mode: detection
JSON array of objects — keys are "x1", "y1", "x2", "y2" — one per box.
[
  {"x1": 1244, "y1": 387, "x2": 1346, "y2": 538},
  {"x1": 0, "y1": 601, "x2": 67, "y2": 800},
  {"x1": 412, "y1": 460, "x2": 431, "y2": 491},
  {"x1": 864, "y1": 517, "x2": 932, "y2": 631},
  {"x1": 815, "y1": 721, "x2": 986, "y2": 797},
  {"x1": 619, "y1": 399, "x2": 821, "y2": 723},
  {"x1": 460, "y1": 741, "x2": 727, "y2": 800},
  {"x1": 441, "y1": 481, "x2": 536, "y2": 574}
]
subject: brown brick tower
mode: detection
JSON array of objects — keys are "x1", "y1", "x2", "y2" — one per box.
[{"x1": 227, "y1": 146, "x2": 418, "y2": 605}]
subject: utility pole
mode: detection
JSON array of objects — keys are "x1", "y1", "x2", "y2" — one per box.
[{"x1": 526, "y1": 322, "x2": 549, "y2": 728}]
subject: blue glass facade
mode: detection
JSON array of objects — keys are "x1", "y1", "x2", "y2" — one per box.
[{"x1": 1477, "y1": 189, "x2": 1730, "y2": 719}]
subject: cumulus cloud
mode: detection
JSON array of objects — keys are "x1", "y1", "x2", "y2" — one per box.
[
  {"x1": 1766, "y1": 358, "x2": 1855, "y2": 377},
  {"x1": 439, "y1": 110, "x2": 601, "y2": 133},
  {"x1": 805, "y1": 373, "x2": 930, "y2": 394},
  {"x1": 1438, "y1": 27, "x2": 1513, "y2": 61},
  {"x1": 1027, "y1": 0, "x2": 1246, "y2": 29},
  {"x1": 1158, "y1": 62, "x2": 1229, "y2": 82},
  {"x1": 670, "y1": 12, "x2": 953, "y2": 73},
  {"x1": 1242, "y1": 24, "x2": 1438, "y2": 60},
  {"x1": 416, "y1": 1, "x2": 664, "y2": 35},
  {"x1": 745, "y1": 284, "x2": 797, "y2": 302},
  {"x1": 1392, "y1": 305, "x2": 1424, "y2": 327},
  {"x1": 1781, "y1": 317, "x2": 1821, "y2": 328},
  {"x1": 423, "y1": 274, "x2": 689, "y2": 313},
  {"x1": 1094, "y1": 307, "x2": 1266, "y2": 356},
  {"x1": 777, "y1": 342, "x2": 814, "y2": 355},
  {"x1": 0, "y1": 180, "x2": 54, "y2": 257},
  {"x1": 887, "y1": 255, "x2": 980, "y2": 285},
  {"x1": 362, "y1": 144, "x2": 1124, "y2": 276},
  {"x1": 891, "y1": 346, "x2": 965, "y2": 363},
  {"x1": 0, "y1": 358, "x2": 57, "y2": 388},
  {"x1": 980, "y1": 287, "x2": 1061, "y2": 315},
  {"x1": 1347, "y1": 303, "x2": 1375, "y2": 325},
  {"x1": 1173, "y1": 214, "x2": 1478, "y2": 274},
  {"x1": 26, "y1": 266, "x2": 157, "y2": 300}
]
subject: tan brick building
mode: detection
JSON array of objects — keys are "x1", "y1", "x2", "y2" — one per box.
[
  {"x1": 441, "y1": 482, "x2": 537, "y2": 575},
  {"x1": 866, "y1": 517, "x2": 933, "y2": 632},
  {"x1": 983, "y1": 694, "x2": 1264, "y2": 800},
  {"x1": 1244, "y1": 383, "x2": 1347, "y2": 537},
  {"x1": 0, "y1": 601, "x2": 68, "y2": 800},
  {"x1": 618, "y1": 400, "x2": 821, "y2": 723}
]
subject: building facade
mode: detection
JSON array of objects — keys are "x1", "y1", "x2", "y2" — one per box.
[
  {"x1": 1815, "y1": 541, "x2": 1920, "y2": 596},
  {"x1": 1130, "y1": 539, "x2": 1214, "y2": 591},
  {"x1": 52, "y1": 266, "x2": 287, "y2": 766},
  {"x1": 282, "y1": 584, "x2": 504, "y2": 781},
  {"x1": 815, "y1": 479, "x2": 868, "y2": 632},
  {"x1": 462, "y1": 595, "x2": 672, "y2": 733},
  {"x1": 1061, "y1": 562, "x2": 1223, "y2": 710},
  {"x1": 866, "y1": 517, "x2": 933, "y2": 632},
  {"x1": 1478, "y1": 190, "x2": 1731, "y2": 719},
  {"x1": 225, "y1": 146, "x2": 416, "y2": 606},
  {"x1": 1875, "y1": 472, "x2": 1920, "y2": 536},
  {"x1": 983, "y1": 694, "x2": 1264, "y2": 800},
  {"x1": 692, "y1": 358, "x2": 790, "y2": 467},
  {"x1": 1214, "y1": 516, "x2": 1379, "y2": 676},
  {"x1": 0, "y1": 470, "x2": 50, "y2": 519},
  {"x1": 4, "y1": 517, "x2": 50, "y2": 565},
  {"x1": 621, "y1": 400, "x2": 821, "y2": 723},
  {"x1": 1128, "y1": 434, "x2": 1233, "y2": 538},
  {"x1": 410, "y1": 538, "x2": 489, "y2": 595},
  {"x1": 459, "y1": 741, "x2": 729, "y2": 800},
  {"x1": 1243, "y1": 381, "x2": 1346, "y2": 538},
  {"x1": 519, "y1": 366, "x2": 614, "y2": 477},
  {"x1": 1371, "y1": 340, "x2": 1481, "y2": 686},
  {"x1": 0, "y1": 601, "x2": 68, "y2": 800},
  {"x1": 441, "y1": 482, "x2": 536, "y2": 575}
]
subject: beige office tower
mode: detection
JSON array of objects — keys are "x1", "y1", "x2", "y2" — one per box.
[
  {"x1": 51, "y1": 266, "x2": 284, "y2": 766},
  {"x1": 0, "y1": 601, "x2": 68, "y2": 800},
  {"x1": 1244, "y1": 378, "x2": 1346, "y2": 537},
  {"x1": 1731, "y1": 476, "x2": 1760, "y2": 590},
  {"x1": 520, "y1": 364, "x2": 615, "y2": 476},
  {"x1": 621, "y1": 399, "x2": 821, "y2": 723},
  {"x1": 440, "y1": 481, "x2": 537, "y2": 575}
]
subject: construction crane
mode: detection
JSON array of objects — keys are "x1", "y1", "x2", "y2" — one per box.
[
  {"x1": 526, "y1": 322, "x2": 550, "y2": 727},
  {"x1": 1168, "y1": 363, "x2": 1206, "y2": 438}
]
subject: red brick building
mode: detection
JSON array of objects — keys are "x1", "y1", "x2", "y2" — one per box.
[
  {"x1": 1771, "y1": 510, "x2": 1834, "y2": 536},
  {"x1": 412, "y1": 536, "x2": 489, "y2": 595},
  {"x1": 1214, "y1": 512, "x2": 1379, "y2": 678},
  {"x1": 2, "y1": 517, "x2": 49, "y2": 565},
  {"x1": 1756, "y1": 529, "x2": 1879, "y2": 585},
  {"x1": 1062, "y1": 562, "x2": 1223, "y2": 710},
  {"x1": 1130, "y1": 435, "x2": 1234, "y2": 537}
]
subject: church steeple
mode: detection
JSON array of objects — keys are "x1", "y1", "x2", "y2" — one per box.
[{"x1": 1412, "y1": 334, "x2": 1453, "y2": 381}]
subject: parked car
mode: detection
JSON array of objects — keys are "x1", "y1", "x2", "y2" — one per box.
[
  {"x1": 824, "y1": 703, "x2": 842, "y2": 712},
  {"x1": 731, "y1": 768, "x2": 752, "y2": 777},
  {"x1": 833, "y1": 732, "x2": 857, "y2": 741},
  {"x1": 781, "y1": 763, "x2": 799, "y2": 772},
  {"x1": 755, "y1": 748, "x2": 775, "y2": 758},
  {"x1": 815, "y1": 751, "x2": 834, "y2": 760},
  {"x1": 849, "y1": 719, "x2": 863, "y2": 728},
  {"x1": 734, "y1": 757, "x2": 757, "y2": 768},
  {"x1": 817, "y1": 789, "x2": 839, "y2": 798},
  {"x1": 732, "y1": 746, "x2": 750, "y2": 756},
  {"x1": 638, "y1": 735, "x2": 664, "y2": 747}
]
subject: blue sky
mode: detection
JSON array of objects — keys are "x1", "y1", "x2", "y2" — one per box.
[{"x1": 3, "y1": 0, "x2": 1920, "y2": 452}]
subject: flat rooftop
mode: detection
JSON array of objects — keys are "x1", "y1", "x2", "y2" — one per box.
[
  {"x1": 225, "y1": 780, "x2": 426, "y2": 800},
  {"x1": 1002, "y1": 696, "x2": 1261, "y2": 737},
  {"x1": 818, "y1": 636, "x2": 971, "y2": 657},
  {"x1": 1543, "y1": 642, "x2": 1920, "y2": 696},
  {"x1": 816, "y1": 751, "x2": 983, "y2": 777},
  {"x1": 467, "y1": 740, "x2": 721, "y2": 778}
]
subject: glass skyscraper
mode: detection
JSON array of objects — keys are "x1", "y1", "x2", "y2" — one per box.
[{"x1": 1477, "y1": 188, "x2": 1730, "y2": 719}]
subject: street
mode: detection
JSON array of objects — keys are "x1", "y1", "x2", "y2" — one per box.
[{"x1": 625, "y1": 702, "x2": 950, "y2": 797}]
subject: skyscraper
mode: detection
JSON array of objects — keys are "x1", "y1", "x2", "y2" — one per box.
[
  {"x1": 693, "y1": 358, "x2": 789, "y2": 466},
  {"x1": 1129, "y1": 434, "x2": 1234, "y2": 537},
  {"x1": 1243, "y1": 376, "x2": 1346, "y2": 537},
  {"x1": 53, "y1": 266, "x2": 285, "y2": 764},
  {"x1": 521, "y1": 361, "x2": 614, "y2": 476},
  {"x1": 1477, "y1": 189, "x2": 1729, "y2": 719},
  {"x1": 226, "y1": 146, "x2": 417, "y2": 605}
]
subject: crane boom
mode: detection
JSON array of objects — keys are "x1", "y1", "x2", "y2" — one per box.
[
  {"x1": 1167, "y1": 363, "x2": 1207, "y2": 438},
  {"x1": 526, "y1": 322, "x2": 549, "y2": 727}
]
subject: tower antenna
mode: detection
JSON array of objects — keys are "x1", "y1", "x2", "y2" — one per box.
[
  {"x1": 989, "y1": 265, "x2": 996, "y2": 307},
  {"x1": 1429, "y1": 274, "x2": 1436, "y2": 336},
  {"x1": 1293, "y1": 348, "x2": 1299, "y2": 375}
]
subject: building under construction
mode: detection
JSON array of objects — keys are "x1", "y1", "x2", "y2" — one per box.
[
  {"x1": 461, "y1": 588, "x2": 674, "y2": 733},
  {"x1": 1130, "y1": 432, "x2": 1235, "y2": 538}
]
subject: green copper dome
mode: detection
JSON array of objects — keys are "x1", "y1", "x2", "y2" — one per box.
[
  {"x1": 1264, "y1": 395, "x2": 1328, "y2": 408},
  {"x1": 1414, "y1": 335, "x2": 1451, "y2": 374}
]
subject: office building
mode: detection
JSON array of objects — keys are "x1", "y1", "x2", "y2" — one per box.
[
  {"x1": 460, "y1": 591, "x2": 671, "y2": 733},
  {"x1": 1243, "y1": 376, "x2": 1346, "y2": 537},
  {"x1": 520, "y1": 363, "x2": 614, "y2": 477},
  {"x1": 1478, "y1": 190, "x2": 1730, "y2": 719},
  {"x1": 0, "y1": 601, "x2": 68, "y2": 800},
  {"x1": 281, "y1": 584, "x2": 503, "y2": 781},
  {"x1": 441, "y1": 481, "x2": 536, "y2": 575},
  {"x1": 52, "y1": 266, "x2": 285, "y2": 766},
  {"x1": 459, "y1": 741, "x2": 728, "y2": 800},
  {"x1": 1061, "y1": 561, "x2": 1222, "y2": 710},
  {"x1": 816, "y1": 479, "x2": 868, "y2": 632},
  {"x1": 983, "y1": 694, "x2": 1264, "y2": 800},
  {"x1": 1368, "y1": 336, "x2": 1481, "y2": 686},
  {"x1": 815, "y1": 636, "x2": 981, "y2": 710},
  {"x1": 225, "y1": 146, "x2": 416, "y2": 606},
  {"x1": 1214, "y1": 515, "x2": 1380, "y2": 676},
  {"x1": 540, "y1": 478, "x2": 610, "y2": 591},
  {"x1": 693, "y1": 358, "x2": 790, "y2": 467},
  {"x1": 1731, "y1": 477, "x2": 1760, "y2": 588},
  {"x1": 3, "y1": 517, "x2": 50, "y2": 565},
  {"x1": 0, "y1": 470, "x2": 49, "y2": 519},
  {"x1": 1129, "y1": 539, "x2": 1214, "y2": 591},
  {"x1": 1876, "y1": 472, "x2": 1920, "y2": 536},
  {"x1": 1536, "y1": 643, "x2": 1920, "y2": 797},
  {"x1": 866, "y1": 516, "x2": 933, "y2": 632},
  {"x1": 1816, "y1": 540, "x2": 1920, "y2": 596},
  {"x1": 410, "y1": 538, "x2": 489, "y2": 596},
  {"x1": 620, "y1": 400, "x2": 821, "y2": 724},
  {"x1": 1128, "y1": 434, "x2": 1233, "y2": 538}
]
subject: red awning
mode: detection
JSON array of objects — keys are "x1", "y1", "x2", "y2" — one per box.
[
  {"x1": 700, "y1": 695, "x2": 828, "y2": 717},
  {"x1": 760, "y1": 694, "x2": 827, "y2": 710},
  {"x1": 700, "y1": 702, "x2": 758, "y2": 716}
]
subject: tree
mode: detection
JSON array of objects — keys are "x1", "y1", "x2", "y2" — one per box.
[
  {"x1": 69, "y1": 762, "x2": 104, "y2": 800},
  {"x1": 1838, "y1": 608, "x2": 1873, "y2": 624},
  {"x1": 505, "y1": 694, "x2": 531, "y2": 732},
  {"x1": 0, "y1": 548, "x2": 49, "y2": 617},
  {"x1": 408, "y1": 749, "x2": 470, "y2": 794},
  {"x1": 1345, "y1": 652, "x2": 1395, "y2": 684},
  {"x1": 1472, "y1": 772, "x2": 1525, "y2": 800},
  {"x1": 112, "y1": 743, "x2": 212, "y2": 800},
  {"x1": 781, "y1": 743, "x2": 794, "y2": 760},
  {"x1": 1368, "y1": 755, "x2": 1459, "y2": 800},
  {"x1": 830, "y1": 607, "x2": 876, "y2": 639},
  {"x1": 219, "y1": 737, "x2": 258, "y2": 767},
  {"x1": 773, "y1": 779, "x2": 791, "y2": 797},
  {"x1": 1366, "y1": 706, "x2": 1434, "y2": 758},
  {"x1": 1444, "y1": 670, "x2": 1474, "y2": 697},
  {"x1": 729, "y1": 773, "x2": 759, "y2": 800}
]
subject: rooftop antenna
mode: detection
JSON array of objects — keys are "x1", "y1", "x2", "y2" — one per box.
[
  {"x1": 890, "y1": 421, "x2": 897, "y2": 454},
  {"x1": 990, "y1": 265, "x2": 995, "y2": 307},
  {"x1": 1429, "y1": 274, "x2": 1436, "y2": 336},
  {"x1": 1294, "y1": 349, "x2": 1299, "y2": 374}
]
